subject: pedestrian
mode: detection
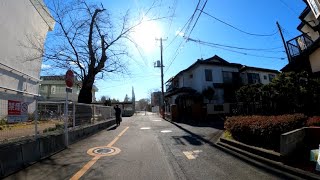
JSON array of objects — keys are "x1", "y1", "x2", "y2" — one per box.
[{"x1": 114, "y1": 105, "x2": 122, "y2": 126}]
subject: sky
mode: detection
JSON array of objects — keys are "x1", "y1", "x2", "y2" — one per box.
[{"x1": 42, "y1": 0, "x2": 307, "y2": 101}]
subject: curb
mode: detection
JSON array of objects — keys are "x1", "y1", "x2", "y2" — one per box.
[{"x1": 217, "y1": 140, "x2": 320, "y2": 180}]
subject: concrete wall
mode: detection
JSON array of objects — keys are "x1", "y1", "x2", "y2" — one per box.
[
  {"x1": 309, "y1": 48, "x2": 320, "y2": 73},
  {"x1": 0, "y1": 119, "x2": 115, "y2": 178},
  {"x1": 280, "y1": 127, "x2": 320, "y2": 158},
  {"x1": 280, "y1": 128, "x2": 306, "y2": 157},
  {"x1": 0, "y1": 0, "x2": 54, "y2": 115}
]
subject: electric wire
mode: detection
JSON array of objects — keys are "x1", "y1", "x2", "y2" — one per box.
[
  {"x1": 199, "y1": 9, "x2": 278, "y2": 37},
  {"x1": 186, "y1": 37, "x2": 285, "y2": 52},
  {"x1": 189, "y1": 39, "x2": 286, "y2": 60}
]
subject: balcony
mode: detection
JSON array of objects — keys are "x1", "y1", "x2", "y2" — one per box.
[{"x1": 287, "y1": 34, "x2": 313, "y2": 60}]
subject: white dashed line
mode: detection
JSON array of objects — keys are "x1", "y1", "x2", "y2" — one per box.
[{"x1": 160, "y1": 130, "x2": 172, "y2": 133}]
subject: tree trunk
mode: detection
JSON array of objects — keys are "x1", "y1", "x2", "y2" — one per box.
[{"x1": 78, "y1": 76, "x2": 94, "y2": 104}]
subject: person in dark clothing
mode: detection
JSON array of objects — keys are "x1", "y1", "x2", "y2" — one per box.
[{"x1": 114, "y1": 105, "x2": 122, "y2": 126}]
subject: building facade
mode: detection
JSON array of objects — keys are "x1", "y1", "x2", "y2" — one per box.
[
  {"x1": 39, "y1": 76, "x2": 98, "y2": 102},
  {"x1": 240, "y1": 66, "x2": 279, "y2": 85},
  {"x1": 0, "y1": 0, "x2": 55, "y2": 120},
  {"x1": 165, "y1": 55, "x2": 279, "y2": 117}
]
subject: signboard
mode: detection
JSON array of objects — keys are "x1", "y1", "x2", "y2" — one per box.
[
  {"x1": 65, "y1": 70, "x2": 74, "y2": 88},
  {"x1": 7, "y1": 100, "x2": 28, "y2": 123}
]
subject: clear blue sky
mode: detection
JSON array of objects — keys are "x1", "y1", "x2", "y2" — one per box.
[{"x1": 43, "y1": 0, "x2": 306, "y2": 101}]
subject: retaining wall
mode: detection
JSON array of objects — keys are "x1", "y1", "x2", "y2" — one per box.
[{"x1": 280, "y1": 127, "x2": 320, "y2": 158}]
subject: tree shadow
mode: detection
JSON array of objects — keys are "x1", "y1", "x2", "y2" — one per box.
[{"x1": 175, "y1": 114, "x2": 225, "y2": 130}]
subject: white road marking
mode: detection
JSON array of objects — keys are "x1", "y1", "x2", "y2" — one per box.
[
  {"x1": 160, "y1": 130, "x2": 172, "y2": 133},
  {"x1": 140, "y1": 127, "x2": 151, "y2": 130},
  {"x1": 183, "y1": 150, "x2": 202, "y2": 160},
  {"x1": 152, "y1": 120, "x2": 162, "y2": 122}
]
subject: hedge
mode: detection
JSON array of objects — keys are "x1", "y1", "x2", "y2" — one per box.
[
  {"x1": 224, "y1": 114, "x2": 307, "y2": 151},
  {"x1": 306, "y1": 116, "x2": 320, "y2": 127}
]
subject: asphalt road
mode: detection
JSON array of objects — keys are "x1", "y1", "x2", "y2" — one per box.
[{"x1": 5, "y1": 112, "x2": 286, "y2": 180}]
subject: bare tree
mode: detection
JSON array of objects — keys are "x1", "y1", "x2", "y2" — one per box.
[{"x1": 40, "y1": 0, "x2": 168, "y2": 103}]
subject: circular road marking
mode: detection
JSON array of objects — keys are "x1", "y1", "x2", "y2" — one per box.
[
  {"x1": 87, "y1": 146, "x2": 121, "y2": 157},
  {"x1": 161, "y1": 130, "x2": 172, "y2": 133},
  {"x1": 140, "y1": 127, "x2": 151, "y2": 130}
]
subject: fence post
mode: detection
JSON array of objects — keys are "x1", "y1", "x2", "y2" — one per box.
[
  {"x1": 92, "y1": 105, "x2": 95, "y2": 124},
  {"x1": 34, "y1": 97, "x2": 38, "y2": 140},
  {"x1": 73, "y1": 102, "x2": 75, "y2": 129}
]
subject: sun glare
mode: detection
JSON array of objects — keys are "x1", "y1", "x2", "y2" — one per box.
[{"x1": 132, "y1": 18, "x2": 162, "y2": 53}]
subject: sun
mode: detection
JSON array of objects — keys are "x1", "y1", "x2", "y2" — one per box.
[{"x1": 132, "y1": 18, "x2": 162, "y2": 53}]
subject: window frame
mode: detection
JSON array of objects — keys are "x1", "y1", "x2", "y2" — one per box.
[{"x1": 204, "y1": 69, "x2": 213, "y2": 82}]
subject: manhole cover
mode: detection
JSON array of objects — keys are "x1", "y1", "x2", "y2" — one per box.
[
  {"x1": 87, "y1": 146, "x2": 121, "y2": 157},
  {"x1": 93, "y1": 147, "x2": 115, "y2": 155}
]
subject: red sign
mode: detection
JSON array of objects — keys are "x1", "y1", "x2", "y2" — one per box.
[
  {"x1": 65, "y1": 70, "x2": 74, "y2": 88},
  {"x1": 8, "y1": 100, "x2": 21, "y2": 115},
  {"x1": 8, "y1": 100, "x2": 28, "y2": 123}
]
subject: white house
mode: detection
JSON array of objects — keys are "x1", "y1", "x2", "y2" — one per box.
[
  {"x1": 0, "y1": 0, "x2": 55, "y2": 120},
  {"x1": 165, "y1": 55, "x2": 279, "y2": 115},
  {"x1": 240, "y1": 66, "x2": 279, "y2": 85},
  {"x1": 165, "y1": 55, "x2": 242, "y2": 105},
  {"x1": 39, "y1": 76, "x2": 99, "y2": 102}
]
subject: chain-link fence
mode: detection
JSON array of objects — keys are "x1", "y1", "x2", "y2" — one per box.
[{"x1": 0, "y1": 100, "x2": 115, "y2": 144}]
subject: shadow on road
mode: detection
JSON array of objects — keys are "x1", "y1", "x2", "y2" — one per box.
[
  {"x1": 174, "y1": 115, "x2": 225, "y2": 130},
  {"x1": 165, "y1": 118, "x2": 293, "y2": 179}
]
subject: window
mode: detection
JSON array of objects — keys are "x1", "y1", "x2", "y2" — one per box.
[
  {"x1": 205, "y1": 69, "x2": 212, "y2": 81},
  {"x1": 307, "y1": 0, "x2": 320, "y2": 18},
  {"x1": 222, "y1": 71, "x2": 233, "y2": 83},
  {"x1": 247, "y1": 73, "x2": 260, "y2": 84},
  {"x1": 264, "y1": 75, "x2": 267, "y2": 80},
  {"x1": 189, "y1": 74, "x2": 193, "y2": 79},
  {"x1": 268, "y1": 74, "x2": 275, "y2": 82},
  {"x1": 51, "y1": 85, "x2": 56, "y2": 94}
]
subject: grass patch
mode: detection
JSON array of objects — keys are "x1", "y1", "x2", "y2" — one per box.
[{"x1": 223, "y1": 131, "x2": 233, "y2": 140}]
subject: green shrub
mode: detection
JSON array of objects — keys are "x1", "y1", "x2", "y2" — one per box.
[
  {"x1": 225, "y1": 114, "x2": 307, "y2": 151},
  {"x1": 306, "y1": 116, "x2": 320, "y2": 127}
]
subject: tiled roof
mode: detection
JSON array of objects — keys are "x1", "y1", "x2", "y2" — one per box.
[{"x1": 40, "y1": 76, "x2": 65, "y2": 81}]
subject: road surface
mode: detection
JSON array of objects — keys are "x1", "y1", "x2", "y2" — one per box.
[{"x1": 6, "y1": 112, "x2": 286, "y2": 180}]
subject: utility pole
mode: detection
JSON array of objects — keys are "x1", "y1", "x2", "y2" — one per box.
[
  {"x1": 276, "y1": 21, "x2": 291, "y2": 63},
  {"x1": 155, "y1": 38, "x2": 166, "y2": 119}
]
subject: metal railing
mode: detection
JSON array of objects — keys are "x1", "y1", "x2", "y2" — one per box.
[
  {"x1": 0, "y1": 100, "x2": 115, "y2": 144},
  {"x1": 287, "y1": 34, "x2": 313, "y2": 59}
]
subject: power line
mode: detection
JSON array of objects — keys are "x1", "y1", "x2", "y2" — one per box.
[
  {"x1": 199, "y1": 9, "x2": 278, "y2": 37},
  {"x1": 279, "y1": 0, "x2": 299, "y2": 16},
  {"x1": 164, "y1": 0, "x2": 201, "y2": 50},
  {"x1": 164, "y1": 1, "x2": 204, "y2": 72},
  {"x1": 188, "y1": 38, "x2": 286, "y2": 60},
  {"x1": 186, "y1": 0, "x2": 208, "y2": 38},
  {"x1": 187, "y1": 37, "x2": 285, "y2": 52}
]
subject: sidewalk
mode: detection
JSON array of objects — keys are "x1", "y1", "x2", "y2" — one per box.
[{"x1": 163, "y1": 116, "x2": 320, "y2": 180}]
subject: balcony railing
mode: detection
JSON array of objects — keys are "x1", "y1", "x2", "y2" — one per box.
[{"x1": 287, "y1": 34, "x2": 313, "y2": 59}]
